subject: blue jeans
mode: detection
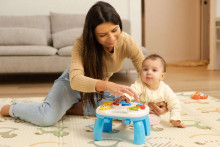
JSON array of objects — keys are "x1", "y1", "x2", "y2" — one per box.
[{"x1": 9, "y1": 68, "x2": 117, "y2": 126}]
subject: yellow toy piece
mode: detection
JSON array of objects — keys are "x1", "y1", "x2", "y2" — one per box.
[
  {"x1": 103, "y1": 101, "x2": 113, "y2": 105},
  {"x1": 99, "y1": 101, "x2": 113, "y2": 111},
  {"x1": 100, "y1": 105, "x2": 111, "y2": 110}
]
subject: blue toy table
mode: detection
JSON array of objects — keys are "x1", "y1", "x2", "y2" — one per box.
[{"x1": 93, "y1": 101, "x2": 151, "y2": 145}]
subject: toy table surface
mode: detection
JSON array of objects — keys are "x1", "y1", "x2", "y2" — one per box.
[{"x1": 96, "y1": 102, "x2": 149, "y2": 118}]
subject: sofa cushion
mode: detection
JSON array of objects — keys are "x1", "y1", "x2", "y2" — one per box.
[
  {"x1": 52, "y1": 28, "x2": 82, "y2": 49},
  {"x1": 0, "y1": 46, "x2": 57, "y2": 56},
  {"x1": 0, "y1": 15, "x2": 51, "y2": 44},
  {"x1": 50, "y1": 12, "x2": 131, "y2": 35},
  {"x1": 58, "y1": 46, "x2": 72, "y2": 56},
  {"x1": 0, "y1": 28, "x2": 47, "y2": 45},
  {"x1": 50, "y1": 12, "x2": 85, "y2": 34}
]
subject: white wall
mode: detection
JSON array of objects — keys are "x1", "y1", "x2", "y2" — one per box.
[
  {"x1": 144, "y1": 0, "x2": 200, "y2": 63},
  {"x1": 208, "y1": 0, "x2": 220, "y2": 70},
  {"x1": 0, "y1": 0, "x2": 142, "y2": 45}
]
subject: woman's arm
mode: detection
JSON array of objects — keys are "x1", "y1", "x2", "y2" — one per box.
[
  {"x1": 69, "y1": 38, "x2": 100, "y2": 92},
  {"x1": 123, "y1": 33, "x2": 145, "y2": 74}
]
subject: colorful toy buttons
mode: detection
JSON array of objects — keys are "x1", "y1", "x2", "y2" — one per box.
[{"x1": 128, "y1": 104, "x2": 146, "y2": 111}]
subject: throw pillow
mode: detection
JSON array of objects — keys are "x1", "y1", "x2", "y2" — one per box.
[
  {"x1": 52, "y1": 28, "x2": 83, "y2": 49},
  {"x1": 0, "y1": 27, "x2": 47, "y2": 45}
]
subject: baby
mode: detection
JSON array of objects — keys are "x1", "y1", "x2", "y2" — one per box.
[{"x1": 115, "y1": 54, "x2": 185, "y2": 128}]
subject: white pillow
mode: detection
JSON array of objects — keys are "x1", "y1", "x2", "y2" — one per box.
[
  {"x1": 0, "y1": 27, "x2": 47, "y2": 45},
  {"x1": 52, "y1": 28, "x2": 83, "y2": 49}
]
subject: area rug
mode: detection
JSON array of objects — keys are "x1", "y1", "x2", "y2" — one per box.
[{"x1": 0, "y1": 91, "x2": 220, "y2": 147}]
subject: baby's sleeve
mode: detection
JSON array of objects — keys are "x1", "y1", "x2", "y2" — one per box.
[
  {"x1": 129, "y1": 78, "x2": 143, "y2": 101},
  {"x1": 164, "y1": 85, "x2": 181, "y2": 120}
]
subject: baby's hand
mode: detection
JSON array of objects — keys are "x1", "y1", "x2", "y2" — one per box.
[
  {"x1": 114, "y1": 96, "x2": 130, "y2": 103},
  {"x1": 170, "y1": 120, "x2": 185, "y2": 128},
  {"x1": 148, "y1": 102, "x2": 168, "y2": 116}
]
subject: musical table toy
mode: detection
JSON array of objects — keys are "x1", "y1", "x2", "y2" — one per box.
[{"x1": 93, "y1": 101, "x2": 151, "y2": 145}]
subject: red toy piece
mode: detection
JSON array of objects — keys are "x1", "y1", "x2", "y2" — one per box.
[
  {"x1": 136, "y1": 105, "x2": 146, "y2": 109},
  {"x1": 113, "y1": 102, "x2": 119, "y2": 106},
  {"x1": 191, "y1": 91, "x2": 208, "y2": 100}
]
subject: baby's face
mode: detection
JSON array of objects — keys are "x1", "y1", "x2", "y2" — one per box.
[{"x1": 141, "y1": 59, "x2": 166, "y2": 90}]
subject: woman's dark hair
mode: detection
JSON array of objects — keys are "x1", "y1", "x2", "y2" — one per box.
[
  {"x1": 81, "y1": 1, "x2": 122, "y2": 108},
  {"x1": 143, "y1": 54, "x2": 166, "y2": 72}
]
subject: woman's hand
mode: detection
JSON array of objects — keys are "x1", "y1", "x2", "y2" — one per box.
[
  {"x1": 96, "y1": 81, "x2": 139, "y2": 101},
  {"x1": 106, "y1": 82, "x2": 139, "y2": 102},
  {"x1": 148, "y1": 101, "x2": 168, "y2": 116}
]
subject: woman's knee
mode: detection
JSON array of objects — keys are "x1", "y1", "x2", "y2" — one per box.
[
  {"x1": 34, "y1": 105, "x2": 64, "y2": 127},
  {"x1": 36, "y1": 112, "x2": 62, "y2": 127}
]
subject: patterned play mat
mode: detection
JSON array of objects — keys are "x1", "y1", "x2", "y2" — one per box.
[{"x1": 0, "y1": 91, "x2": 220, "y2": 147}]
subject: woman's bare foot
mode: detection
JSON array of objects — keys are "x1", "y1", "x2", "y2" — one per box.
[{"x1": 0, "y1": 105, "x2": 10, "y2": 116}]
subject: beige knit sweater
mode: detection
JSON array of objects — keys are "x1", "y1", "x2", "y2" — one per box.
[{"x1": 69, "y1": 32, "x2": 144, "y2": 92}]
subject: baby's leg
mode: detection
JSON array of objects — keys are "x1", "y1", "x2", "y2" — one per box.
[{"x1": 149, "y1": 114, "x2": 161, "y2": 125}]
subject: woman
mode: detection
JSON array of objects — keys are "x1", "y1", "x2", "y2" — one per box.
[{"x1": 0, "y1": 1, "x2": 167, "y2": 126}]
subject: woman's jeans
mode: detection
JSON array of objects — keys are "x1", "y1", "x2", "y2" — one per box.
[{"x1": 9, "y1": 68, "x2": 117, "y2": 126}]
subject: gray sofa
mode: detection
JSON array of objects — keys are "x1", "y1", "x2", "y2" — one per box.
[{"x1": 0, "y1": 12, "x2": 146, "y2": 74}]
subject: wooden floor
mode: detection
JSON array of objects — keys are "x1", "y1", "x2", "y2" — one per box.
[{"x1": 0, "y1": 65, "x2": 220, "y2": 99}]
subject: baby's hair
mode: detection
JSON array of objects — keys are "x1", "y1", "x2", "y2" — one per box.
[{"x1": 143, "y1": 54, "x2": 166, "y2": 72}]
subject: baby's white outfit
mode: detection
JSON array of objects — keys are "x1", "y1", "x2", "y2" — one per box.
[{"x1": 130, "y1": 78, "x2": 181, "y2": 121}]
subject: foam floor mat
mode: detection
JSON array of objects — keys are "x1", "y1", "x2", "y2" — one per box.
[{"x1": 0, "y1": 91, "x2": 220, "y2": 147}]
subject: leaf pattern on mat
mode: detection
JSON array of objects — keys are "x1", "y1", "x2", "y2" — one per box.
[
  {"x1": 182, "y1": 120, "x2": 211, "y2": 129},
  {"x1": 0, "y1": 127, "x2": 18, "y2": 138},
  {"x1": 35, "y1": 127, "x2": 69, "y2": 137}
]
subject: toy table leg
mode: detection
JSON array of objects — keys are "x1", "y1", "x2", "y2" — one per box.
[
  {"x1": 143, "y1": 116, "x2": 151, "y2": 136},
  {"x1": 103, "y1": 118, "x2": 112, "y2": 132},
  {"x1": 94, "y1": 117, "x2": 104, "y2": 141},
  {"x1": 133, "y1": 120, "x2": 145, "y2": 145}
]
